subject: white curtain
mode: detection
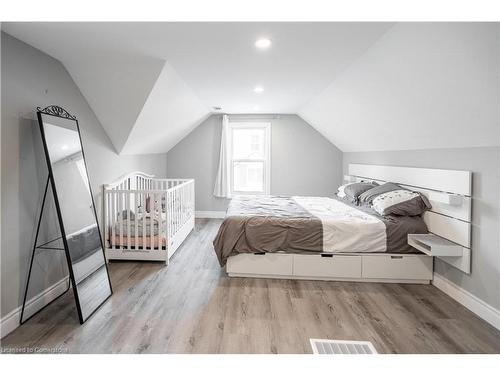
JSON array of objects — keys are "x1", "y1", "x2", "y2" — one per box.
[{"x1": 213, "y1": 115, "x2": 231, "y2": 198}]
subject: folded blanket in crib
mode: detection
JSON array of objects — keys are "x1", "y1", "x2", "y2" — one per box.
[{"x1": 113, "y1": 212, "x2": 166, "y2": 236}]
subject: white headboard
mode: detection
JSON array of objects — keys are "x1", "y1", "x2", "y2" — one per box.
[{"x1": 347, "y1": 164, "x2": 472, "y2": 273}]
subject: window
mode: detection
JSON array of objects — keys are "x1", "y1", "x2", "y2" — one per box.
[{"x1": 229, "y1": 122, "x2": 270, "y2": 195}]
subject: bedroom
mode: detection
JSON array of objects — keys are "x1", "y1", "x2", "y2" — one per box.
[{"x1": 1, "y1": 0, "x2": 500, "y2": 372}]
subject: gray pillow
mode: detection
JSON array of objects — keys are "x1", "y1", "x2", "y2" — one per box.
[
  {"x1": 344, "y1": 182, "x2": 378, "y2": 203},
  {"x1": 358, "y1": 182, "x2": 403, "y2": 205}
]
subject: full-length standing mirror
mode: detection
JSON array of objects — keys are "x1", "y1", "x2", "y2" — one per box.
[{"x1": 32, "y1": 105, "x2": 112, "y2": 323}]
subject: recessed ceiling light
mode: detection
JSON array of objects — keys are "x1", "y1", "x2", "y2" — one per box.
[
  {"x1": 255, "y1": 38, "x2": 272, "y2": 49},
  {"x1": 253, "y1": 105, "x2": 260, "y2": 111},
  {"x1": 253, "y1": 86, "x2": 264, "y2": 93},
  {"x1": 61, "y1": 145, "x2": 68, "y2": 150}
]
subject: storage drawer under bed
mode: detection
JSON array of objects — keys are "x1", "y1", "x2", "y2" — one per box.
[
  {"x1": 226, "y1": 252, "x2": 433, "y2": 282},
  {"x1": 361, "y1": 254, "x2": 433, "y2": 280},
  {"x1": 293, "y1": 254, "x2": 361, "y2": 278},
  {"x1": 227, "y1": 253, "x2": 293, "y2": 276}
]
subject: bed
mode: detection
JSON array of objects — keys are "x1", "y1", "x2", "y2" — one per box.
[
  {"x1": 214, "y1": 195, "x2": 427, "y2": 266},
  {"x1": 213, "y1": 164, "x2": 472, "y2": 284}
]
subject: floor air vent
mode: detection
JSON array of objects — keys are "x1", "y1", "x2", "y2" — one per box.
[{"x1": 310, "y1": 339, "x2": 378, "y2": 354}]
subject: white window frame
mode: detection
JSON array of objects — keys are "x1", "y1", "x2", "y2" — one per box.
[{"x1": 228, "y1": 121, "x2": 271, "y2": 196}]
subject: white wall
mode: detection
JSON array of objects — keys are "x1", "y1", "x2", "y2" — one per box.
[
  {"x1": 299, "y1": 23, "x2": 499, "y2": 152},
  {"x1": 166, "y1": 114, "x2": 343, "y2": 212}
]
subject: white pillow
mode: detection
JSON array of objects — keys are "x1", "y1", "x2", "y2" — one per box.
[{"x1": 372, "y1": 189, "x2": 420, "y2": 216}]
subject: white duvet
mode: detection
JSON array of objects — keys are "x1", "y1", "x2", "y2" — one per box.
[{"x1": 293, "y1": 196, "x2": 386, "y2": 253}]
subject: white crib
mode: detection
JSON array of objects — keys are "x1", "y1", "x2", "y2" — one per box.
[{"x1": 103, "y1": 172, "x2": 195, "y2": 263}]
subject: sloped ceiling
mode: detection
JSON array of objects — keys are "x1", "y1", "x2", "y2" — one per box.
[
  {"x1": 298, "y1": 23, "x2": 500, "y2": 152},
  {"x1": 67, "y1": 56, "x2": 165, "y2": 153},
  {"x1": 2, "y1": 22, "x2": 499, "y2": 154},
  {"x1": 121, "y1": 62, "x2": 209, "y2": 154},
  {"x1": 2, "y1": 22, "x2": 393, "y2": 154}
]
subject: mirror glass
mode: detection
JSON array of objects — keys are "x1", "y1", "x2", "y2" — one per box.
[{"x1": 39, "y1": 112, "x2": 112, "y2": 321}]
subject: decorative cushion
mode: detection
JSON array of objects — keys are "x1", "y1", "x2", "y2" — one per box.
[{"x1": 372, "y1": 189, "x2": 431, "y2": 216}]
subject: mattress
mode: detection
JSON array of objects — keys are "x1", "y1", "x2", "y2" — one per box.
[
  {"x1": 109, "y1": 211, "x2": 167, "y2": 249},
  {"x1": 213, "y1": 195, "x2": 427, "y2": 266},
  {"x1": 112, "y1": 212, "x2": 166, "y2": 237},
  {"x1": 109, "y1": 234, "x2": 166, "y2": 248},
  {"x1": 107, "y1": 211, "x2": 187, "y2": 249}
]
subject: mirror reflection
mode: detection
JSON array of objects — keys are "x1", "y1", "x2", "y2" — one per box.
[{"x1": 40, "y1": 113, "x2": 112, "y2": 321}]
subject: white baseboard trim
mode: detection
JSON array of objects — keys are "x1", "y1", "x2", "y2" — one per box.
[
  {"x1": 432, "y1": 273, "x2": 500, "y2": 330},
  {"x1": 195, "y1": 211, "x2": 226, "y2": 219},
  {"x1": 0, "y1": 277, "x2": 69, "y2": 339}
]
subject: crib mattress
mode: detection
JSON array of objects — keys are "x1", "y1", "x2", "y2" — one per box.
[{"x1": 109, "y1": 234, "x2": 167, "y2": 248}]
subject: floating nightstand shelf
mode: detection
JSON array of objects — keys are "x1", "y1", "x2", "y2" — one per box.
[
  {"x1": 408, "y1": 234, "x2": 463, "y2": 257},
  {"x1": 408, "y1": 233, "x2": 471, "y2": 274}
]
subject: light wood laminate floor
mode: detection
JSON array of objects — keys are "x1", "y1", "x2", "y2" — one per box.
[{"x1": 2, "y1": 219, "x2": 500, "y2": 353}]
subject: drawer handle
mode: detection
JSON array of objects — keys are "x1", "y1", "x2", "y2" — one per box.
[
  {"x1": 321, "y1": 254, "x2": 334, "y2": 258},
  {"x1": 254, "y1": 252, "x2": 266, "y2": 256},
  {"x1": 391, "y1": 255, "x2": 403, "y2": 259}
]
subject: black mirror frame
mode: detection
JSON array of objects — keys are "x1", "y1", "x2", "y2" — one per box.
[{"x1": 34, "y1": 105, "x2": 113, "y2": 324}]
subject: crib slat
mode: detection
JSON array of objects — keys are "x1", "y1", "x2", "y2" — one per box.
[
  {"x1": 158, "y1": 192, "x2": 162, "y2": 250},
  {"x1": 163, "y1": 191, "x2": 167, "y2": 250},
  {"x1": 111, "y1": 191, "x2": 116, "y2": 249},
  {"x1": 157, "y1": 192, "x2": 160, "y2": 250},
  {"x1": 176, "y1": 188, "x2": 179, "y2": 234},
  {"x1": 109, "y1": 191, "x2": 113, "y2": 246},
  {"x1": 151, "y1": 192, "x2": 155, "y2": 249},
  {"x1": 182, "y1": 185, "x2": 185, "y2": 224},
  {"x1": 184, "y1": 184, "x2": 187, "y2": 223},
  {"x1": 143, "y1": 192, "x2": 147, "y2": 250},
  {"x1": 135, "y1": 191, "x2": 139, "y2": 250},
  {"x1": 119, "y1": 191, "x2": 124, "y2": 249},
  {"x1": 179, "y1": 186, "x2": 182, "y2": 229},
  {"x1": 167, "y1": 190, "x2": 172, "y2": 248},
  {"x1": 177, "y1": 188, "x2": 181, "y2": 232},
  {"x1": 179, "y1": 186, "x2": 183, "y2": 227},
  {"x1": 104, "y1": 189, "x2": 108, "y2": 250},
  {"x1": 126, "y1": 191, "x2": 131, "y2": 250}
]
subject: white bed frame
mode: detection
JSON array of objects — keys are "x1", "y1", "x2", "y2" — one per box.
[
  {"x1": 226, "y1": 164, "x2": 472, "y2": 283},
  {"x1": 103, "y1": 172, "x2": 195, "y2": 264}
]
